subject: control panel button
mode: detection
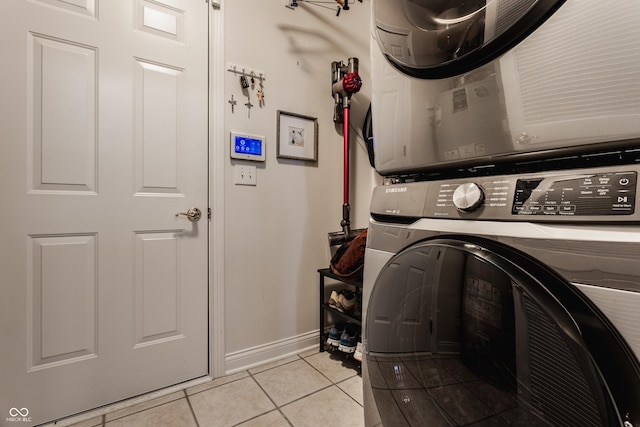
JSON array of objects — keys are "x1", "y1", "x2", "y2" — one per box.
[{"x1": 453, "y1": 183, "x2": 485, "y2": 212}]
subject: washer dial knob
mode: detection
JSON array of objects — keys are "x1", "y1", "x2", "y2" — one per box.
[{"x1": 452, "y1": 183, "x2": 485, "y2": 212}]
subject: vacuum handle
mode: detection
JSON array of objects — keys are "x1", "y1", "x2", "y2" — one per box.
[{"x1": 343, "y1": 104, "x2": 350, "y2": 205}]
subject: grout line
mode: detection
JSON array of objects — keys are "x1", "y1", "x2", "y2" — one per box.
[
  {"x1": 301, "y1": 354, "x2": 334, "y2": 384},
  {"x1": 186, "y1": 372, "x2": 251, "y2": 397},
  {"x1": 335, "y1": 381, "x2": 365, "y2": 408},
  {"x1": 250, "y1": 353, "x2": 339, "y2": 410},
  {"x1": 183, "y1": 390, "x2": 201, "y2": 427},
  {"x1": 301, "y1": 349, "x2": 361, "y2": 385},
  {"x1": 302, "y1": 351, "x2": 364, "y2": 408},
  {"x1": 228, "y1": 409, "x2": 292, "y2": 427},
  {"x1": 245, "y1": 372, "x2": 278, "y2": 409},
  {"x1": 279, "y1": 383, "x2": 336, "y2": 407},
  {"x1": 276, "y1": 408, "x2": 295, "y2": 427},
  {"x1": 243, "y1": 372, "x2": 294, "y2": 427}
]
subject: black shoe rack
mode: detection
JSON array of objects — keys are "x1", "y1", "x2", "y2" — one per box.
[{"x1": 318, "y1": 268, "x2": 362, "y2": 353}]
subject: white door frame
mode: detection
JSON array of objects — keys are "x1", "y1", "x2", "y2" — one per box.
[{"x1": 209, "y1": 0, "x2": 226, "y2": 378}]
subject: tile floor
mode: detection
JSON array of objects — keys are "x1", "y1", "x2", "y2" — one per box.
[{"x1": 56, "y1": 348, "x2": 363, "y2": 427}]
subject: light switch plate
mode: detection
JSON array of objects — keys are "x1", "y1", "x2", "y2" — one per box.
[{"x1": 234, "y1": 165, "x2": 257, "y2": 186}]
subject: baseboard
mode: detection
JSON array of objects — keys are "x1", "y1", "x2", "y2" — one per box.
[{"x1": 224, "y1": 330, "x2": 319, "y2": 375}]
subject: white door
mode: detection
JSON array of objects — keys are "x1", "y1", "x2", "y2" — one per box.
[{"x1": 0, "y1": 1, "x2": 209, "y2": 425}]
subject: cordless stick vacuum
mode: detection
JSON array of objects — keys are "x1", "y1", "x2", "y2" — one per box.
[{"x1": 328, "y1": 58, "x2": 362, "y2": 247}]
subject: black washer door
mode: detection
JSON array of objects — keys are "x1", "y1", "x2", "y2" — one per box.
[
  {"x1": 373, "y1": 0, "x2": 565, "y2": 78},
  {"x1": 364, "y1": 236, "x2": 640, "y2": 426}
]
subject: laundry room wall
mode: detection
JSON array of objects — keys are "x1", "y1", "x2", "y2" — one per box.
[{"x1": 222, "y1": 0, "x2": 378, "y2": 372}]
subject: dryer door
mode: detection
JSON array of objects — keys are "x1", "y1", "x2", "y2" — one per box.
[
  {"x1": 373, "y1": 0, "x2": 565, "y2": 78},
  {"x1": 364, "y1": 236, "x2": 640, "y2": 427}
]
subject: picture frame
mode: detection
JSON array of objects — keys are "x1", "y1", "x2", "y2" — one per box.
[{"x1": 276, "y1": 110, "x2": 318, "y2": 162}]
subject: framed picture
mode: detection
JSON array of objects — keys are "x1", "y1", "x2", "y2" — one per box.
[{"x1": 276, "y1": 110, "x2": 318, "y2": 162}]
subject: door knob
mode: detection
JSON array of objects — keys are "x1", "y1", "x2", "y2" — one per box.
[{"x1": 175, "y1": 207, "x2": 202, "y2": 222}]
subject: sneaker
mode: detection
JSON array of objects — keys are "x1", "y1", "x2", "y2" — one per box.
[
  {"x1": 338, "y1": 324, "x2": 358, "y2": 353},
  {"x1": 328, "y1": 290, "x2": 341, "y2": 309},
  {"x1": 335, "y1": 290, "x2": 357, "y2": 313},
  {"x1": 326, "y1": 321, "x2": 346, "y2": 348},
  {"x1": 353, "y1": 342, "x2": 363, "y2": 362}
]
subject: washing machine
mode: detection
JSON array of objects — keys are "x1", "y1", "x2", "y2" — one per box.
[{"x1": 362, "y1": 164, "x2": 640, "y2": 426}]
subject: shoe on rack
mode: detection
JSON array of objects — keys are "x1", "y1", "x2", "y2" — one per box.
[
  {"x1": 353, "y1": 342, "x2": 363, "y2": 362},
  {"x1": 337, "y1": 290, "x2": 357, "y2": 313},
  {"x1": 326, "y1": 321, "x2": 346, "y2": 348},
  {"x1": 338, "y1": 324, "x2": 358, "y2": 354},
  {"x1": 328, "y1": 290, "x2": 341, "y2": 310}
]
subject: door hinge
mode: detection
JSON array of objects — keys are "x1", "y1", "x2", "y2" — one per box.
[{"x1": 208, "y1": 208, "x2": 212, "y2": 219}]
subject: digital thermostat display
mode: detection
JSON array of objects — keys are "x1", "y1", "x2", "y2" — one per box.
[{"x1": 230, "y1": 132, "x2": 266, "y2": 161}]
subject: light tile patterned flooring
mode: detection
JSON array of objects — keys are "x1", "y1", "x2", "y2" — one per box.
[{"x1": 57, "y1": 348, "x2": 363, "y2": 427}]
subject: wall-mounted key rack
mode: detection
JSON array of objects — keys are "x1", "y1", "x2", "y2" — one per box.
[
  {"x1": 226, "y1": 63, "x2": 266, "y2": 83},
  {"x1": 227, "y1": 63, "x2": 267, "y2": 114}
]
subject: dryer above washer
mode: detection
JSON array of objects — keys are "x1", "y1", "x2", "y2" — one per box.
[
  {"x1": 374, "y1": 0, "x2": 562, "y2": 78},
  {"x1": 370, "y1": 0, "x2": 640, "y2": 176}
]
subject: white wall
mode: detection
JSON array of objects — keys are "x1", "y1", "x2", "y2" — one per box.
[{"x1": 222, "y1": 0, "x2": 379, "y2": 372}]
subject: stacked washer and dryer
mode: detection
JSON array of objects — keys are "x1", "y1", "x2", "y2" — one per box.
[{"x1": 363, "y1": 1, "x2": 640, "y2": 426}]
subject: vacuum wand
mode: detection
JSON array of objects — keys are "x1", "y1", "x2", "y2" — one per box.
[{"x1": 331, "y1": 58, "x2": 362, "y2": 239}]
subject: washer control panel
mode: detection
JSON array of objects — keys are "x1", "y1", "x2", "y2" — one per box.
[
  {"x1": 512, "y1": 171, "x2": 636, "y2": 216},
  {"x1": 413, "y1": 165, "x2": 639, "y2": 222}
]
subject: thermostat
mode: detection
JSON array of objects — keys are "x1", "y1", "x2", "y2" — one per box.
[{"x1": 230, "y1": 132, "x2": 265, "y2": 161}]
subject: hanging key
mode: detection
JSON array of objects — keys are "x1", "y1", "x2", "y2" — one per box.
[
  {"x1": 257, "y1": 89, "x2": 264, "y2": 107},
  {"x1": 257, "y1": 80, "x2": 265, "y2": 107},
  {"x1": 240, "y1": 75, "x2": 249, "y2": 89}
]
